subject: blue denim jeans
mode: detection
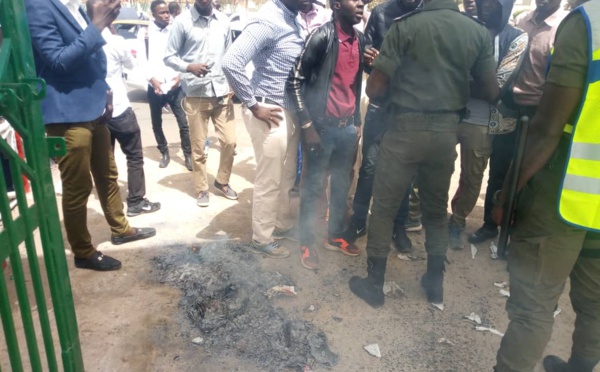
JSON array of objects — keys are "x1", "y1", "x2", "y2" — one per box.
[
  {"x1": 352, "y1": 104, "x2": 409, "y2": 228},
  {"x1": 300, "y1": 123, "x2": 358, "y2": 247}
]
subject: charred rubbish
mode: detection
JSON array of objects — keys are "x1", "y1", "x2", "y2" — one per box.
[{"x1": 153, "y1": 242, "x2": 338, "y2": 371}]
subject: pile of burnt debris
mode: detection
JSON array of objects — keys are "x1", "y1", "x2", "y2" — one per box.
[{"x1": 153, "y1": 242, "x2": 338, "y2": 371}]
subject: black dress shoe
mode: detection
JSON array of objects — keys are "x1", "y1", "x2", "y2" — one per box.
[
  {"x1": 468, "y1": 225, "x2": 498, "y2": 244},
  {"x1": 74, "y1": 251, "x2": 121, "y2": 271},
  {"x1": 111, "y1": 227, "x2": 156, "y2": 245},
  {"x1": 159, "y1": 152, "x2": 170, "y2": 168}
]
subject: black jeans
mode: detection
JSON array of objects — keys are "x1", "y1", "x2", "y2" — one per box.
[
  {"x1": 482, "y1": 107, "x2": 537, "y2": 228},
  {"x1": 147, "y1": 86, "x2": 191, "y2": 155},
  {"x1": 108, "y1": 108, "x2": 146, "y2": 207},
  {"x1": 300, "y1": 123, "x2": 358, "y2": 247},
  {"x1": 352, "y1": 104, "x2": 409, "y2": 228}
]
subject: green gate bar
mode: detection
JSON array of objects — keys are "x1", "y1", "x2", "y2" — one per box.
[{"x1": 0, "y1": 0, "x2": 84, "y2": 368}]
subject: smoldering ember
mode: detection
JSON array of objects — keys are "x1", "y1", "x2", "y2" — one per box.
[{"x1": 153, "y1": 242, "x2": 339, "y2": 371}]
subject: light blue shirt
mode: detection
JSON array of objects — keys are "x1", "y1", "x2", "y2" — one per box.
[{"x1": 164, "y1": 7, "x2": 231, "y2": 98}]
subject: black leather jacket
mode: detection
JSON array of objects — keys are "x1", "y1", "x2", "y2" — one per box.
[
  {"x1": 287, "y1": 21, "x2": 365, "y2": 126},
  {"x1": 364, "y1": 0, "x2": 414, "y2": 50}
]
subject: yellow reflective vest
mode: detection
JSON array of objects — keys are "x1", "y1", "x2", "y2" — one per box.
[{"x1": 559, "y1": 1, "x2": 600, "y2": 231}]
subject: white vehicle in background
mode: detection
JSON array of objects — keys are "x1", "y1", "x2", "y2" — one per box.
[
  {"x1": 114, "y1": 9, "x2": 257, "y2": 92},
  {"x1": 112, "y1": 8, "x2": 149, "y2": 90}
]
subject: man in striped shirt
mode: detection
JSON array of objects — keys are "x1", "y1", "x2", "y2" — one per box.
[{"x1": 223, "y1": 0, "x2": 308, "y2": 259}]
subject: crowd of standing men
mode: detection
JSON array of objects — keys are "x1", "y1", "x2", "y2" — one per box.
[{"x1": 22, "y1": 0, "x2": 600, "y2": 368}]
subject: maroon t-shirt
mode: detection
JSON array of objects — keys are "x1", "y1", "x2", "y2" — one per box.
[{"x1": 325, "y1": 21, "x2": 359, "y2": 118}]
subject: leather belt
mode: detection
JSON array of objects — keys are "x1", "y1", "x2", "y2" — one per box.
[
  {"x1": 255, "y1": 96, "x2": 280, "y2": 106},
  {"x1": 319, "y1": 116, "x2": 355, "y2": 128}
]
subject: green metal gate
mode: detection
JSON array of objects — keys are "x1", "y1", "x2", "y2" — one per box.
[{"x1": 0, "y1": 0, "x2": 84, "y2": 369}]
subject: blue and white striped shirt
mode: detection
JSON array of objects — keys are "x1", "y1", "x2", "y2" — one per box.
[{"x1": 222, "y1": 0, "x2": 304, "y2": 110}]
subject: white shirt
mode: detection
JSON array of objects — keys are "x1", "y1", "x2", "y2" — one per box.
[
  {"x1": 103, "y1": 30, "x2": 134, "y2": 117},
  {"x1": 60, "y1": 0, "x2": 88, "y2": 29},
  {"x1": 143, "y1": 22, "x2": 179, "y2": 87}
]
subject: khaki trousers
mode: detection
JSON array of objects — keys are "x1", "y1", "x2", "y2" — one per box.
[
  {"x1": 496, "y1": 139, "x2": 600, "y2": 371},
  {"x1": 450, "y1": 122, "x2": 492, "y2": 228},
  {"x1": 242, "y1": 104, "x2": 299, "y2": 244},
  {"x1": 46, "y1": 122, "x2": 130, "y2": 258},
  {"x1": 183, "y1": 96, "x2": 236, "y2": 194}
]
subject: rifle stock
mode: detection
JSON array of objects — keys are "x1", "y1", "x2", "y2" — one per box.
[{"x1": 498, "y1": 116, "x2": 530, "y2": 259}]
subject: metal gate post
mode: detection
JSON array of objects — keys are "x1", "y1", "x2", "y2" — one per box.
[{"x1": 0, "y1": 0, "x2": 84, "y2": 369}]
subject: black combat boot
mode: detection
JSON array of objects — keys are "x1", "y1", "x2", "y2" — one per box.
[
  {"x1": 159, "y1": 151, "x2": 170, "y2": 168},
  {"x1": 349, "y1": 256, "x2": 387, "y2": 308},
  {"x1": 421, "y1": 255, "x2": 445, "y2": 307},
  {"x1": 543, "y1": 355, "x2": 599, "y2": 372}
]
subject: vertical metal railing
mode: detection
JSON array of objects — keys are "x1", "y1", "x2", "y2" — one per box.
[{"x1": 0, "y1": 0, "x2": 84, "y2": 369}]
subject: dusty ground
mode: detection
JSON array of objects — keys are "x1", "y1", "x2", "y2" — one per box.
[{"x1": 1, "y1": 88, "x2": 592, "y2": 371}]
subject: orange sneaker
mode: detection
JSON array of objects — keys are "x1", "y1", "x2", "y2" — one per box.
[
  {"x1": 324, "y1": 237, "x2": 360, "y2": 256},
  {"x1": 300, "y1": 245, "x2": 319, "y2": 270}
]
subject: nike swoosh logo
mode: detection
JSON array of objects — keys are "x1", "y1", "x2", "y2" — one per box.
[
  {"x1": 356, "y1": 227, "x2": 365, "y2": 235},
  {"x1": 142, "y1": 205, "x2": 152, "y2": 211}
]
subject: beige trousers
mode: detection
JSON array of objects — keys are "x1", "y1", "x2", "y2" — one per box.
[
  {"x1": 242, "y1": 104, "x2": 299, "y2": 244},
  {"x1": 183, "y1": 96, "x2": 236, "y2": 194}
]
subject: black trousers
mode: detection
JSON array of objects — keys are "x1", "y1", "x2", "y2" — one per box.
[
  {"x1": 352, "y1": 103, "x2": 409, "y2": 228},
  {"x1": 147, "y1": 85, "x2": 191, "y2": 155},
  {"x1": 108, "y1": 108, "x2": 146, "y2": 208},
  {"x1": 482, "y1": 107, "x2": 537, "y2": 228}
]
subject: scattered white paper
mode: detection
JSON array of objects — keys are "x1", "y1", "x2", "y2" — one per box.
[
  {"x1": 494, "y1": 281, "x2": 508, "y2": 289},
  {"x1": 364, "y1": 343, "x2": 382, "y2": 358},
  {"x1": 471, "y1": 244, "x2": 478, "y2": 260},
  {"x1": 397, "y1": 254, "x2": 425, "y2": 261},
  {"x1": 266, "y1": 285, "x2": 297, "y2": 298},
  {"x1": 397, "y1": 254, "x2": 411, "y2": 261},
  {"x1": 475, "y1": 325, "x2": 504, "y2": 337},
  {"x1": 383, "y1": 281, "x2": 404, "y2": 297},
  {"x1": 554, "y1": 308, "x2": 562, "y2": 318},
  {"x1": 463, "y1": 312, "x2": 482, "y2": 325},
  {"x1": 490, "y1": 242, "x2": 499, "y2": 259},
  {"x1": 431, "y1": 303, "x2": 445, "y2": 311},
  {"x1": 438, "y1": 338, "x2": 455, "y2": 346},
  {"x1": 192, "y1": 337, "x2": 204, "y2": 345},
  {"x1": 499, "y1": 289, "x2": 510, "y2": 298}
]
